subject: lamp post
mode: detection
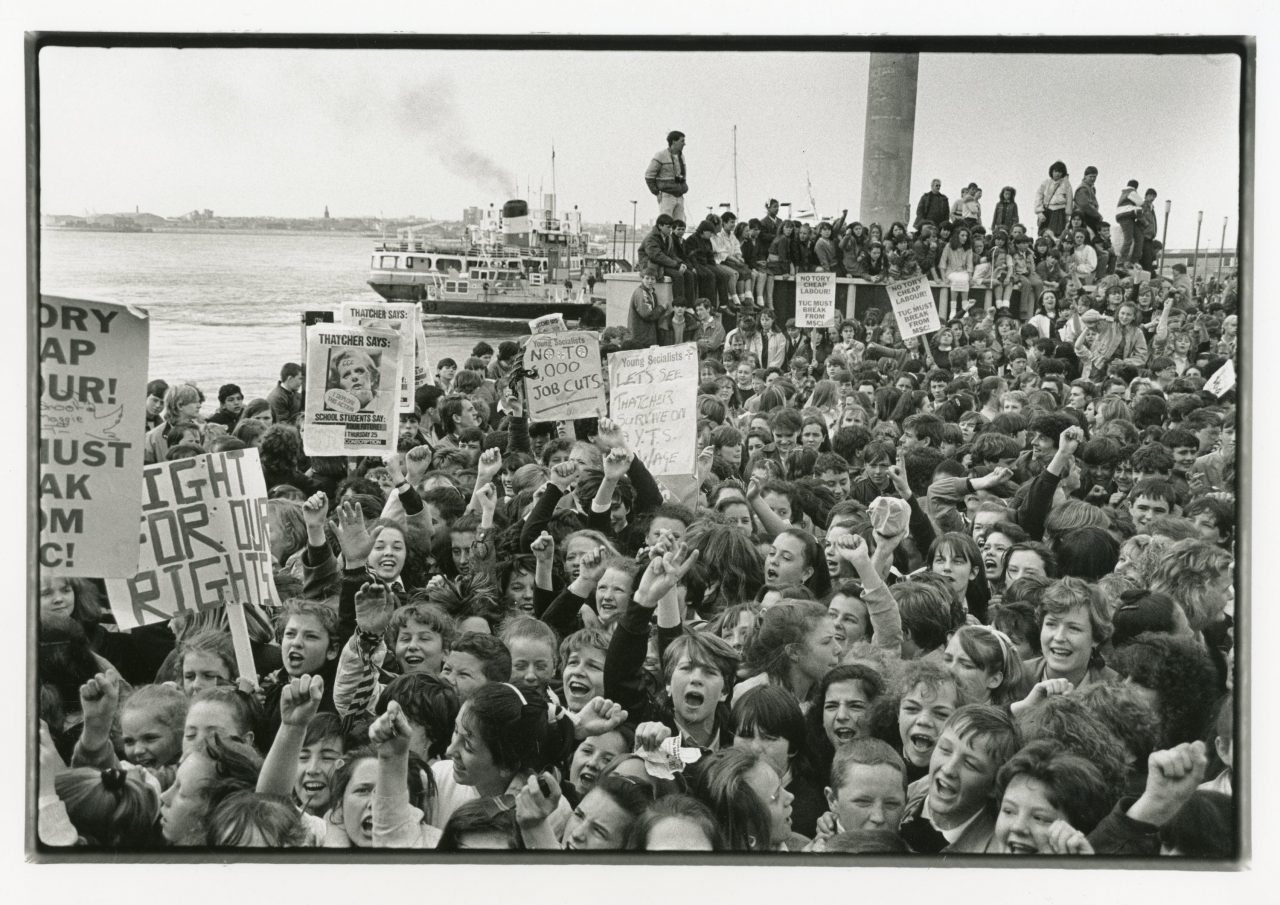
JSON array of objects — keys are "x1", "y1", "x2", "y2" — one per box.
[
  {"x1": 1192, "y1": 210, "x2": 1203, "y2": 282},
  {"x1": 630, "y1": 200, "x2": 637, "y2": 264},
  {"x1": 1218, "y1": 216, "x2": 1228, "y2": 286},
  {"x1": 1159, "y1": 199, "x2": 1171, "y2": 275}
]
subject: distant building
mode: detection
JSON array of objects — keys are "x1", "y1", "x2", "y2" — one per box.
[
  {"x1": 463, "y1": 206, "x2": 483, "y2": 228},
  {"x1": 1159, "y1": 248, "x2": 1238, "y2": 274},
  {"x1": 324, "y1": 205, "x2": 330, "y2": 219}
]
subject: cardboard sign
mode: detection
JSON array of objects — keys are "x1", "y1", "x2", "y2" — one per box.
[
  {"x1": 38, "y1": 295, "x2": 150, "y2": 576},
  {"x1": 413, "y1": 314, "x2": 432, "y2": 398},
  {"x1": 301, "y1": 310, "x2": 335, "y2": 362},
  {"x1": 529, "y1": 313, "x2": 567, "y2": 334},
  {"x1": 1203, "y1": 358, "x2": 1236, "y2": 397},
  {"x1": 341, "y1": 302, "x2": 418, "y2": 412},
  {"x1": 523, "y1": 331, "x2": 606, "y2": 423},
  {"x1": 795, "y1": 272, "x2": 837, "y2": 328},
  {"x1": 887, "y1": 275, "x2": 942, "y2": 340},
  {"x1": 304, "y1": 324, "x2": 402, "y2": 455},
  {"x1": 105, "y1": 449, "x2": 279, "y2": 630},
  {"x1": 608, "y1": 342, "x2": 698, "y2": 475}
]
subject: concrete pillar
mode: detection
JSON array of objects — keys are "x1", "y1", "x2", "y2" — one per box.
[{"x1": 860, "y1": 53, "x2": 920, "y2": 229}]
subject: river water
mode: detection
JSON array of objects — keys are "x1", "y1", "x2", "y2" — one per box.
[{"x1": 38, "y1": 229, "x2": 524, "y2": 407}]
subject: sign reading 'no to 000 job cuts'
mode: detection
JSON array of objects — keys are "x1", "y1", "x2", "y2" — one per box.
[
  {"x1": 38, "y1": 295, "x2": 150, "y2": 577},
  {"x1": 608, "y1": 342, "x2": 698, "y2": 476},
  {"x1": 523, "y1": 331, "x2": 606, "y2": 423},
  {"x1": 887, "y1": 275, "x2": 942, "y2": 340}
]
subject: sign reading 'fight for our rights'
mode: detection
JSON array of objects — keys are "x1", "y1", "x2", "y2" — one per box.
[
  {"x1": 38, "y1": 295, "x2": 150, "y2": 577},
  {"x1": 105, "y1": 449, "x2": 279, "y2": 630}
]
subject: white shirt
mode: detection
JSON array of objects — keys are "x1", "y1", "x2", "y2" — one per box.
[{"x1": 922, "y1": 793, "x2": 984, "y2": 844}]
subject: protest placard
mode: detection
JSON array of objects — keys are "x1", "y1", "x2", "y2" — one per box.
[
  {"x1": 523, "y1": 331, "x2": 606, "y2": 423},
  {"x1": 886, "y1": 275, "x2": 942, "y2": 340},
  {"x1": 301, "y1": 310, "x2": 335, "y2": 362},
  {"x1": 608, "y1": 342, "x2": 698, "y2": 475},
  {"x1": 529, "y1": 313, "x2": 567, "y2": 334},
  {"x1": 38, "y1": 295, "x2": 150, "y2": 577},
  {"x1": 1203, "y1": 358, "x2": 1236, "y2": 397},
  {"x1": 795, "y1": 272, "x2": 837, "y2": 328},
  {"x1": 304, "y1": 323, "x2": 401, "y2": 455},
  {"x1": 341, "y1": 302, "x2": 418, "y2": 412},
  {"x1": 413, "y1": 313, "x2": 432, "y2": 394},
  {"x1": 105, "y1": 449, "x2": 279, "y2": 630}
]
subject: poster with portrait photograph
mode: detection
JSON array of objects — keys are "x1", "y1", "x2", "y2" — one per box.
[
  {"x1": 303, "y1": 323, "x2": 401, "y2": 455},
  {"x1": 340, "y1": 301, "x2": 419, "y2": 412}
]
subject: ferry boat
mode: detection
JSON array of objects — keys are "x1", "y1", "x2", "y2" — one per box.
[{"x1": 368, "y1": 198, "x2": 604, "y2": 321}]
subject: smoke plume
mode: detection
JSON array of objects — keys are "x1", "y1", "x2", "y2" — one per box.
[{"x1": 398, "y1": 80, "x2": 514, "y2": 198}]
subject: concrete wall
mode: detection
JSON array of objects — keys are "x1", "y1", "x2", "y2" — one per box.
[
  {"x1": 602, "y1": 272, "x2": 674, "y2": 328},
  {"x1": 860, "y1": 53, "x2": 920, "y2": 229}
]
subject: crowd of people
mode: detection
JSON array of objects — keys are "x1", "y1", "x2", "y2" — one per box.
[{"x1": 37, "y1": 166, "x2": 1241, "y2": 858}]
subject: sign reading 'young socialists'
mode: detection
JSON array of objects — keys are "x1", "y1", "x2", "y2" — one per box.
[
  {"x1": 608, "y1": 342, "x2": 698, "y2": 475},
  {"x1": 887, "y1": 275, "x2": 942, "y2": 340},
  {"x1": 795, "y1": 272, "x2": 837, "y2": 328},
  {"x1": 105, "y1": 449, "x2": 279, "y2": 630},
  {"x1": 523, "y1": 331, "x2": 606, "y2": 423},
  {"x1": 38, "y1": 295, "x2": 150, "y2": 577}
]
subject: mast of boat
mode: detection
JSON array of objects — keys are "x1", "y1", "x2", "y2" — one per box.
[
  {"x1": 733, "y1": 125, "x2": 739, "y2": 213},
  {"x1": 551, "y1": 143, "x2": 557, "y2": 219}
]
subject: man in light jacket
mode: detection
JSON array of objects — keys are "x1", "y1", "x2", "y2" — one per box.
[{"x1": 644, "y1": 131, "x2": 688, "y2": 223}]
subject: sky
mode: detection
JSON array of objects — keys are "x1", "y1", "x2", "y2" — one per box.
[
  {"x1": 37, "y1": 45, "x2": 1242, "y2": 249},
  {"x1": 7, "y1": 4, "x2": 1280, "y2": 903}
]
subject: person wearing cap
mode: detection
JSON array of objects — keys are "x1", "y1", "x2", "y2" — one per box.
[
  {"x1": 206, "y1": 383, "x2": 245, "y2": 429},
  {"x1": 723, "y1": 307, "x2": 764, "y2": 368},
  {"x1": 144, "y1": 378, "x2": 169, "y2": 431},
  {"x1": 1074, "y1": 166, "x2": 1103, "y2": 234},
  {"x1": 1114, "y1": 179, "x2": 1143, "y2": 266},
  {"x1": 644, "y1": 130, "x2": 688, "y2": 223}
]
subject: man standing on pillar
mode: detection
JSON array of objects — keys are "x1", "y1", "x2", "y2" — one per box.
[
  {"x1": 645, "y1": 131, "x2": 688, "y2": 224},
  {"x1": 915, "y1": 179, "x2": 950, "y2": 232}
]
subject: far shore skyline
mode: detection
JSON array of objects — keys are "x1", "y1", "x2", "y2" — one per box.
[{"x1": 36, "y1": 44, "x2": 1244, "y2": 251}]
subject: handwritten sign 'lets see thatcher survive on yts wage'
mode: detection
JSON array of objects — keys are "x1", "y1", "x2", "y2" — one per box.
[
  {"x1": 795, "y1": 272, "x2": 837, "y2": 328},
  {"x1": 523, "y1": 331, "x2": 606, "y2": 423},
  {"x1": 608, "y1": 342, "x2": 698, "y2": 476},
  {"x1": 887, "y1": 275, "x2": 942, "y2": 340},
  {"x1": 105, "y1": 448, "x2": 279, "y2": 630},
  {"x1": 38, "y1": 295, "x2": 150, "y2": 577}
]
